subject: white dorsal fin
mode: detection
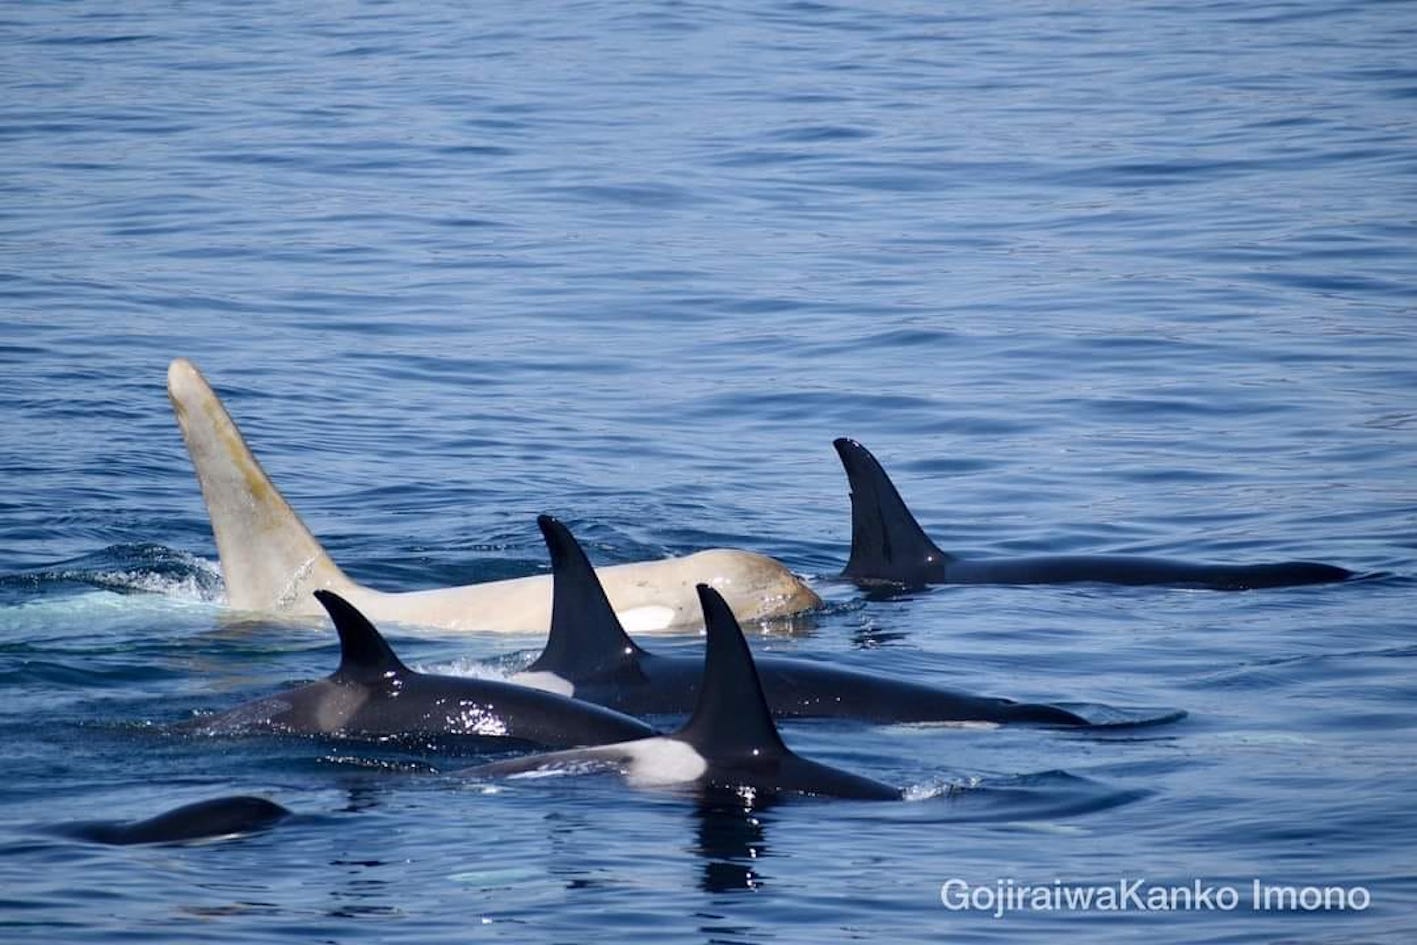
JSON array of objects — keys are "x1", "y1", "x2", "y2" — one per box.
[{"x1": 168, "y1": 358, "x2": 356, "y2": 612}]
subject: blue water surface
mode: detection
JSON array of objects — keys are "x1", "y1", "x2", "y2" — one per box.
[{"x1": 1, "y1": 1, "x2": 1415, "y2": 941}]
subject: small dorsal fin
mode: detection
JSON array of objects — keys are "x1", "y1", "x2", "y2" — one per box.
[
  {"x1": 833, "y1": 438, "x2": 953, "y2": 584},
  {"x1": 314, "y1": 590, "x2": 411, "y2": 682},
  {"x1": 526, "y1": 515, "x2": 647, "y2": 680},
  {"x1": 674, "y1": 585, "x2": 788, "y2": 761}
]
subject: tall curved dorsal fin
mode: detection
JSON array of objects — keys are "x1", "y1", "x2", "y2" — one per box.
[
  {"x1": 167, "y1": 358, "x2": 357, "y2": 613},
  {"x1": 833, "y1": 438, "x2": 953, "y2": 584},
  {"x1": 315, "y1": 589, "x2": 410, "y2": 682},
  {"x1": 674, "y1": 585, "x2": 788, "y2": 762},
  {"x1": 526, "y1": 515, "x2": 647, "y2": 680}
]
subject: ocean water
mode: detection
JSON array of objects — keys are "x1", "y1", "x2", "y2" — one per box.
[{"x1": 2, "y1": 0, "x2": 1415, "y2": 941}]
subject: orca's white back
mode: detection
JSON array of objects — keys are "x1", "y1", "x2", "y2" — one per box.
[{"x1": 167, "y1": 358, "x2": 820, "y2": 634}]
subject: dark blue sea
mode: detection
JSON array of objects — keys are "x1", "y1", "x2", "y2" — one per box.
[{"x1": 2, "y1": 1, "x2": 1415, "y2": 941}]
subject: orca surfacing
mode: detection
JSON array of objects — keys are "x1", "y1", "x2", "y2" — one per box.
[
  {"x1": 166, "y1": 357, "x2": 821, "y2": 633},
  {"x1": 57, "y1": 796, "x2": 291, "y2": 845},
  {"x1": 512, "y1": 515, "x2": 1085, "y2": 726},
  {"x1": 188, "y1": 590, "x2": 655, "y2": 749},
  {"x1": 467, "y1": 585, "x2": 904, "y2": 802},
  {"x1": 834, "y1": 438, "x2": 1353, "y2": 590}
]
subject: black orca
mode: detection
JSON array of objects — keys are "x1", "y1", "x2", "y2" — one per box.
[
  {"x1": 467, "y1": 585, "x2": 904, "y2": 801},
  {"x1": 834, "y1": 438, "x2": 1353, "y2": 590},
  {"x1": 188, "y1": 590, "x2": 656, "y2": 749},
  {"x1": 58, "y1": 796, "x2": 291, "y2": 845},
  {"x1": 512, "y1": 516, "x2": 1085, "y2": 726}
]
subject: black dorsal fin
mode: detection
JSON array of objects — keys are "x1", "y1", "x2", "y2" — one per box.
[
  {"x1": 833, "y1": 438, "x2": 953, "y2": 585},
  {"x1": 526, "y1": 515, "x2": 647, "y2": 680},
  {"x1": 674, "y1": 585, "x2": 788, "y2": 761},
  {"x1": 314, "y1": 590, "x2": 411, "y2": 683}
]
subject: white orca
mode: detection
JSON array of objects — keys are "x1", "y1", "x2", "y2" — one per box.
[
  {"x1": 835, "y1": 438, "x2": 1354, "y2": 590},
  {"x1": 187, "y1": 590, "x2": 656, "y2": 748},
  {"x1": 465, "y1": 585, "x2": 905, "y2": 801},
  {"x1": 166, "y1": 357, "x2": 821, "y2": 632},
  {"x1": 56, "y1": 796, "x2": 291, "y2": 845},
  {"x1": 513, "y1": 516, "x2": 1087, "y2": 726}
]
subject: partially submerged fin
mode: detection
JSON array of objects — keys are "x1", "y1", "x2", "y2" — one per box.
[
  {"x1": 61, "y1": 796, "x2": 291, "y2": 845},
  {"x1": 833, "y1": 438, "x2": 952, "y2": 585},
  {"x1": 315, "y1": 589, "x2": 410, "y2": 683},
  {"x1": 526, "y1": 515, "x2": 648, "y2": 681},
  {"x1": 167, "y1": 358, "x2": 355, "y2": 612},
  {"x1": 674, "y1": 585, "x2": 789, "y2": 762}
]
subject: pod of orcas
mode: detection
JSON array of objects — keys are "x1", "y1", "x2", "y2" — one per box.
[
  {"x1": 167, "y1": 359, "x2": 1352, "y2": 640},
  {"x1": 66, "y1": 581, "x2": 900, "y2": 844},
  {"x1": 185, "y1": 517, "x2": 1090, "y2": 749},
  {"x1": 515, "y1": 515, "x2": 1088, "y2": 726},
  {"x1": 59, "y1": 360, "x2": 1357, "y2": 842}
]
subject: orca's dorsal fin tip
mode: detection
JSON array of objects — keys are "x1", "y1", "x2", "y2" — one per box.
[
  {"x1": 529, "y1": 516, "x2": 645, "y2": 679},
  {"x1": 675, "y1": 584, "x2": 788, "y2": 760},
  {"x1": 535, "y1": 514, "x2": 577, "y2": 570},
  {"x1": 834, "y1": 438, "x2": 953, "y2": 583},
  {"x1": 314, "y1": 590, "x2": 410, "y2": 682}
]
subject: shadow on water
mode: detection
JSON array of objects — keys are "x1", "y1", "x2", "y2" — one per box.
[
  {"x1": 685, "y1": 770, "x2": 1149, "y2": 894},
  {"x1": 692, "y1": 789, "x2": 779, "y2": 894}
]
